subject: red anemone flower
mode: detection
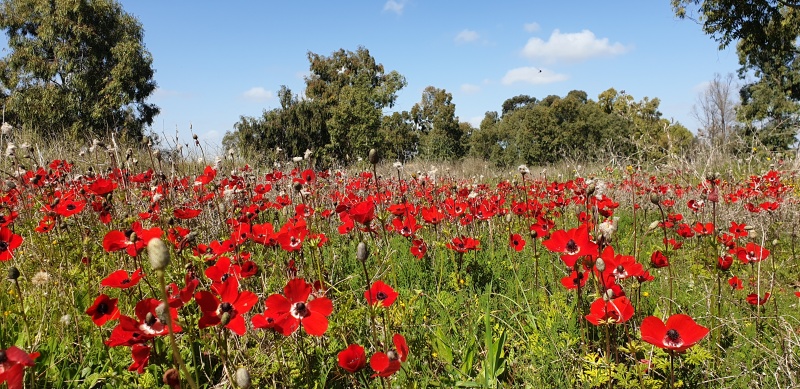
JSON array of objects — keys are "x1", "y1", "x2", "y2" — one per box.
[
  {"x1": 0, "y1": 346, "x2": 39, "y2": 389},
  {"x1": 728, "y1": 276, "x2": 744, "y2": 290},
  {"x1": 195, "y1": 277, "x2": 258, "y2": 336},
  {"x1": 509, "y1": 233, "x2": 526, "y2": 252},
  {"x1": 0, "y1": 226, "x2": 23, "y2": 261},
  {"x1": 446, "y1": 236, "x2": 480, "y2": 253},
  {"x1": 585, "y1": 296, "x2": 635, "y2": 325},
  {"x1": 542, "y1": 223, "x2": 598, "y2": 267},
  {"x1": 100, "y1": 268, "x2": 145, "y2": 289},
  {"x1": 640, "y1": 314, "x2": 709, "y2": 353},
  {"x1": 560, "y1": 270, "x2": 588, "y2": 290},
  {"x1": 735, "y1": 242, "x2": 770, "y2": 264},
  {"x1": 338, "y1": 344, "x2": 367, "y2": 373},
  {"x1": 597, "y1": 246, "x2": 642, "y2": 281},
  {"x1": 349, "y1": 201, "x2": 376, "y2": 226},
  {"x1": 128, "y1": 344, "x2": 150, "y2": 374},
  {"x1": 650, "y1": 250, "x2": 669, "y2": 268},
  {"x1": 410, "y1": 238, "x2": 427, "y2": 259},
  {"x1": 365, "y1": 280, "x2": 399, "y2": 308},
  {"x1": 746, "y1": 292, "x2": 770, "y2": 305},
  {"x1": 86, "y1": 294, "x2": 121, "y2": 326},
  {"x1": 254, "y1": 278, "x2": 333, "y2": 336},
  {"x1": 370, "y1": 334, "x2": 409, "y2": 378},
  {"x1": 717, "y1": 255, "x2": 733, "y2": 271}
]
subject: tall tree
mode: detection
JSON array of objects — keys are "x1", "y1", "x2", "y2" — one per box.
[
  {"x1": 673, "y1": 0, "x2": 800, "y2": 149},
  {"x1": 692, "y1": 73, "x2": 739, "y2": 148},
  {"x1": 412, "y1": 86, "x2": 464, "y2": 160},
  {"x1": 305, "y1": 46, "x2": 406, "y2": 163},
  {"x1": 0, "y1": 0, "x2": 159, "y2": 141}
]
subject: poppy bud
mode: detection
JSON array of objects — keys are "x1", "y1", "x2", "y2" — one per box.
[
  {"x1": 220, "y1": 312, "x2": 232, "y2": 326},
  {"x1": 7, "y1": 266, "x2": 20, "y2": 280},
  {"x1": 586, "y1": 182, "x2": 596, "y2": 196},
  {"x1": 529, "y1": 229, "x2": 538, "y2": 239},
  {"x1": 649, "y1": 193, "x2": 661, "y2": 206},
  {"x1": 147, "y1": 238, "x2": 171, "y2": 271},
  {"x1": 293, "y1": 182, "x2": 303, "y2": 192},
  {"x1": 368, "y1": 148, "x2": 380, "y2": 165},
  {"x1": 235, "y1": 367, "x2": 252, "y2": 389},
  {"x1": 357, "y1": 242, "x2": 369, "y2": 262},
  {"x1": 595, "y1": 258, "x2": 606, "y2": 272},
  {"x1": 163, "y1": 368, "x2": 180, "y2": 389}
]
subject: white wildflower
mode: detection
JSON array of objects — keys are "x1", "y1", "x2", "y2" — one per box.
[
  {"x1": 292, "y1": 156, "x2": 303, "y2": 163},
  {"x1": 31, "y1": 271, "x2": 51, "y2": 286},
  {"x1": 1, "y1": 122, "x2": 12, "y2": 135},
  {"x1": 518, "y1": 164, "x2": 530, "y2": 175}
]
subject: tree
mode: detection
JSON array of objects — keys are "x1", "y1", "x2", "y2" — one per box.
[
  {"x1": 673, "y1": 0, "x2": 800, "y2": 149},
  {"x1": 305, "y1": 47, "x2": 406, "y2": 163},
  {"x1": 692, "y1": 73, "x2": 739, "y2": 148},
  {"x1": 0, "y1": 0, "x2": 159, "y2": 141},
  {"x1": 412, "y1": 86, "x2": 464, "y2": 160}
]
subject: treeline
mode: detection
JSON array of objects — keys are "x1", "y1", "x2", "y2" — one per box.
[{"x1": 223, "y1": 47, "x2": 694, "y2": 168}]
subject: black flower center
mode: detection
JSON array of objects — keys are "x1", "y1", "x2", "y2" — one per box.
[
  {"x1": 376, "y1": 291, "x2": 388, "y2": 301},
  {"x1": 66, "y1": 204, "x2": 76, "y2": 211},
  {"x1": 220, "y1": 302, "x2": 234, "y2": 313},
  {"x1": 0, "y1": 241, "x2": 8, "y2": 252},
  {"x1": 221, "y1": 273, "x2": 230, "y2": 282},
  {"x1": 0, "y1": 350, "x2": 7, "y2": 363},
  {"x1": 387, "y1": 350, "x2": 399, "y2": 361},
  {"x1": 96, "y1": 302, "x2": 109, "y2": 315},
  {"x1": 616, "y1": 265, "x2": 625, "y2": 273},
  {"x1": 291, "y1": 302, "x2": 309, "y2": 318},
  {"x1": 565, "y1": 239, "x2": 579, "y2": 254},
  {"x1": 145, "y1": 312, "x2": 157, "y2": 326},
  {"x1": 667, "y1": 329, "x2": 679, "y2": 341}
]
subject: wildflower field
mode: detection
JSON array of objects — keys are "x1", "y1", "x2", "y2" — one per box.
[{"x1": 1, "y1": 142, "x2": 799, "y2": 388}]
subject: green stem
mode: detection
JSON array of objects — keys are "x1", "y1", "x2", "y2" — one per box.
[{"x1": 157, "y1": 270, "x2": 198, "y2": 389}]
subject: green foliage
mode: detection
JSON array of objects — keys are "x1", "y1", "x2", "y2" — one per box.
[
  {"x1": 0, "y1": 0, "x2": 159, "y2": 141},
  {"x1": 673, "y1": 0, "x2": 800, "y2": 150}
]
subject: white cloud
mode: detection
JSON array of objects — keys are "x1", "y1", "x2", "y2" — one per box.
[
  {"x1": 383, "y1": 0, "x2": 405, "y2": 15},
  {"x1": 522, "y1": 29, "x2": 629, "y2": 63},
  {"x1": 460, "y1": 83, "x2": 481, "y2": 94},
  {"x1": 242, "y1": 87, "x2": 274, "y2": 101},
  {"x1": 523, "y1": 22, "x2": 540, "y2": 33},
  {"x1": 455, "y1": 29, "x2": 480, "y2": 44},
  {"x1": 501, "y1": 67, "x2": 568, "y2": 85}
]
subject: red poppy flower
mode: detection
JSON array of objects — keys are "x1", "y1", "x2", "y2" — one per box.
[
  {"x1": 86, "y1": 294, "x2": 121, "y2": 326},
  {"x1": 693, "y1": 222, "x2": 714, "y2": 236},
  {"x1": 126, "y1": 344, "x2": 151, "y2": 374},
  {"x1": 542, "y1": 223, "x2": 598, "y2": 267},
  {"x1": 254, "y1": 278, "x2": 333, "y2": 336},
  {"x1": 509, "y1": 233, "x2": 526, "y2": 252},
  {"x1": 173, "y1": 207, "x2": 202, "y2": 220},
  {"x1": 349, "y1": 201, "x2": 376, "y2": 226},
  {"x1": 102, "y1": 222, "x2": 163, "y2": 257},
  {"x1": 195, "y1": 277, "x2": 258, "y2": 336},
  {"x1": 717, "y1": 255, "x2": 733, "y2": 271},
  {"x1": 640, "y1": 314, "x2": 709, "y2": 353},
  {"x1": 194, "y1": 165, "x2": 217, "y2": 186},
  {"x1": 129, "y1": 298, "x2": 182, "y2": 337},
  {"x1": 746, "y1": 292, "x2": 770, "y2": 305},
  {"x1": 650, "y1": 250, "x2": 669, "y2": 268},
  {"x1": 370, "y1": 334, "x2": 408, "y2": 378},
  {"x1": 101, "y1": 268, "x2": 145, "y2": 289},
  {"x1": 794, "y1": 291, "x2": 800, "y2": 298},
  {"x1": 365, "y1": 280, "x2": 399, "y2": 308},
  {"x1": 0, "y1": 226, "x2": 23, "y2": 261},
  {"x1": 728, "y1": 276, "x2": 743, "y2": 290},
  {"x1": 410, "y1": 238, "x2": 427, "y2": 259},
  {"x1": 597, "y1": 246, "x2": 642, "y2": 281},
  {"x1": 734, "y1": 242, "x2": 770, "y2": 264},
  {"x1": 728, "y1": 221, "x2": 748, "y2": 238},
  {"x1": 338, "y1": 344, "x2": 367, "y2": 373},
  {"x1": 560, "y1": 270, "x2": 588, "y2": 290},
  {"x1": 391, "y1": 215, "x2": 422, "y2": 238},
  {"x1": 87, "y1": 177, "x2": 117, "y2": 196},
  {"x1": 0, "y1": 346, "x2": 39, "y2": 389},
  {"x1": 585, "y1": 296, "x2": 634, "y2": 325},
  {"x1": 54, "y1": 197, "x2": 86, "y2": 218},
  {"x1": 446, "y1": 236, "x2": 480, "y2": 253},
  {"x1": 420, "y1": 206, "x2": 445, "y2": 225}
]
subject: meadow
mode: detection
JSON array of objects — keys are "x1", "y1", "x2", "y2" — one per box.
[{"x1": 0, "y1": 135, "x2": 798, "y2": 388}]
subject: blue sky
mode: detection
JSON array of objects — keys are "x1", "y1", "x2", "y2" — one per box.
[{"x1": 117, "y1": 1, "x2": 739, "y2": 152}]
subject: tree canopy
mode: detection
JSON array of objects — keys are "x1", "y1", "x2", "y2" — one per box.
[
  {"x1": 0, "y1": 0, "x2": 159, "y2": 141},
  {"x1": 673, "y1": 0, "x2": 800, "y2": 150}
]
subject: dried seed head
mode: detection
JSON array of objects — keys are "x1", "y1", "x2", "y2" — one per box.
[
  {"x1": 147, "y1": 238, "x2": 171, "y2": 271},
  {"x1": 235, "y1": 367, "x2": 252, "y2": 389},
  {"x1": 649, "y1": 192, "x2": 661, "y2": 206},
  {"x1": 163, "y1": 368, "x2": 180, "y2": 389},
  {"x1": 595, "y1": 257, "x2": 606, "y2": 272},
  {"x1": 357, "y1": 242, "x2": 369, "y2": 262}
]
